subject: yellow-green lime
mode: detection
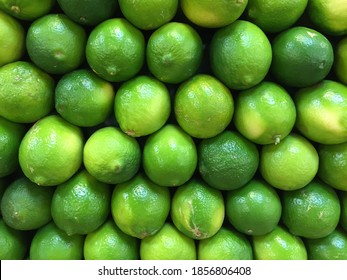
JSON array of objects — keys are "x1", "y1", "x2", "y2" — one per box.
[
  {"x1": 0, "y1": 0, "x2": 55, "y2": 20},
  {"x1": 234, "y1": 81, "x2": 296, "y2": 145},
  {"x1": 111, "y1": 173, "x2": 170, "y2": 239},
  {"x1": 246, "y1": 0, "x2": 308, "y2": 33},
  {"x1": 84, "y1": 219, "x2": 139, "y2": 260},
  {"x1": 119, "y1": 0, "x2": 178, "y2": 30},
  {"x1": 51, "y1": 170, "x2": 111, "y2": 236},
  {"x1": 210, "y1": 20, "x2": 272, "y2": 90},
  {"x1": 0, "y1": 61, "x2": 54, "y2": 123},
  {"x1": 174, "y1": 74, "x2": 234, "y2": 139},
  {"x1": 0, "y1": 218, "x2": 28, "y2": 260},
  {"x1": 142, "y1": 124, "x2": 197, "y2": 187},
  {"x1": 180, "y1": 0, "x2": 248, "y2": 28},
  {"x1": 260, "y1": 133, "x2": 319, "y2": 191},
  {"x1": 19, "y1": 115, "x2": 84, "y2": 186},
  {"x1": 57, "y1": 0, "x2": 117, "y2": 26},
  {"x1": 198, "y1": 227, "x2": 253, "y2": 260},
  {"x1": 294, "y1": 80, "x2": 347, "y2": 144},
  {"x1": 198, "y1": 130, "x2": 259, "y2": 191},
  {"x1": 271, "y1": 26, "x2": 334, "y2": 87},
  {"x1": 171, "y1": 179, "x2": 224, "y2": 240},
  {"x1": 55, "y1": 69, "x2": 115, "y2": 127},
  {"x1": 1, "y1": 177, "x2": 54, "y2": 230},
  {"x1": 252, "y1": 225, "x2": 307, "y2": 260},
  {"x1": 140, "y1": 223, "x2": 196, "y2": 260},
  {"x1": 226, "y1": 179, "x2": 282, "y2": 236},
  {"x1": 83, "y1": 127, "x2": 141, "y2": 184},
  {"x1": 114, "y1": 75, "x2": 171, "y2": 137},
  {"x1": 0, "y1": 116, "x2": 26, "y2": 177},
  {"x1": 318, "y1": 142, "x2": 347, "y2": 191},
  {"x1": 86, "y1": 18, "x2": 145, "y2": 82},
  {"x1": 282, "y1": 180, "x2": 341, "y2": 239},
  {"x1": 0, "y1": 10, "x2": 24, "y2": 67},
  {"x1": 335, "y1": 37, "x2": 347, "y2": 85},
  {"x1": 146, "y1": 22, "x2": 203, "y2": 84},
  {"x1": 29, "y1": 221, "x2": 84, "y2": 260},
  {"x1": 304, "y1": 228, "x2": 347, "y2": 260},
  {"x1": 307, "y1": 0, "x2": 347, "y2": 36}
]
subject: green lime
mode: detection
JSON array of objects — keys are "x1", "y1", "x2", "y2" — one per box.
[
  {"x1": 335, "y1": 37, "x2": 347, "y2": 85},
  {"x1": 341, "y1": 191, "x2": 347, "y2": 231},
  {"x1": 0, "y1": 0, "x2": 55, "y2": 20}
]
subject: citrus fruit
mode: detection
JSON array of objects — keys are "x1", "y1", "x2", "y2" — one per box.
[
  {"x1": 246, "y1": 0, "x2": 308, "y2": 33},
  {"x1": 19, "y1": 115, "x2": 84, "y2": 186},
  {"x1": 0, "y1": 10, "x2": 25, "y2": 67},
  {"x1": 29, "y1": 221, "x2": 84, "y2": 260},
  {"x1": 143, "y1": 124, "x2": 197, "y2": 187},
  {"x1": 233, "y1": 81, "x2": 296, "y2": 145},
  {"x1": 0, "y1": 0, "x2": 55, "y2": 20},
  {"x1": 318, "y1": 142, "x2": 347, "y2": 191},
  {"x1": 294, "y1": 80, "x2": 347, "y2": 144},
  {"x1": 174, "y1": 74, "x2": 234, "y2": 139},
  {"x1": 340, "y1": 191, "x2": 347, "y2": 231},
  {"x1": 180, "y1": 0, "x2": 248, "y2": 28},
  {"x1": 26, "y1": 14, "x2": 87, "y2": 75},
  {"x1": 335, "y1": 37, "x2": 347, "y2": 85},
  {"x1": 86, "y1": 18, "x2": 145, "y2": 82},
  {"x1": 111, "y1": 173, "x2": 171, "y2": 239},
  {"x1": 171, "y1": 179, "x2": 225, "y2": 240},
  {"x1": 271, "y1": 26, "x2": 334, "y2": 87},
  {"x1": 84, "y1": 219, "x2": 139, "y2": 260},
  {"x1": 57, "y1": 0, "x2": 117, "y2": 26},
  {"x1": 0, "y1": 218, "x2": 28, "y2": 260},
  {"x1": 114, "y1": 75, "x2": 171, "y2": 137},
  {"x1": 0, "y1": 61, "x2": 54, "y2": 123},
  {"x1": 304, "y1": 228, "x2": 347, "y2": 260},
  {"x1": 260, "y1": 133, "x2": 319, "y2": 191},
  {"x1": 282, "y1": 180, "x2": 341, "y2": 239},
  {"x1": 118, "y1": 0, "x2": 178, "y2": 30},
  {"x1": 198, "y1": 130, "x2": 259, "y2": 191},
  {"x1": 0, "y1": 116, "x2": 26, "y2": 177},
  {"x1": 1, "y1": 177, "x2": 54, "y2": 230},
  {"x1": 307, "y1": 0, "x2": 347, "y2": 36},
  {"x1": 51, "y1": 170, "x2": 111, "y2": 236},
  {"x1": 83, "y1": 127, "x2": 141, "y2": 184},
  {"x1": 198, "y1": 227, "x2": 253, "y2": 260},
  {"x1": 0, "y1": 178, "x2": 7, "y2": 206},
  {"x1": 226, "y1": 178, "x2": 282, "y2": 236},
  {"x1": 210, "y1": 20, "x2": 272, "y2": 90},
  {"x1": 55, "y1": 69, "x2": 115, "y2": 127},
  {"x1": 252, "y1": 225, "x2": 307, "y2": 260},
  {"x1": 140, "y1": 223, "x2": 196, "y2": 260},
  {"x1": 146, "y1": 22, "x2": 203, "y2": 84}
]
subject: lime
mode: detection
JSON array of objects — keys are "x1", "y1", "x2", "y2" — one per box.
[
  {"x1": 234, "y1": 81, "x2": 296, "y2": 145},
  {"x1": 271, "y1": 26, "x2": 334, "y2": 87},
  {"x1": 84, "y1": 219, "x2": 139, "y2": 260},
  {"x1": 335, "y1": 37, "x2": 347, "y2": 85},
  {"x1": 142, "y1": 124, "x2": 197, "y2": 187},
  {"x1": 146, "y1": 22, "x2": 203, "y2": 84},
  {"x1": 19, "y1": 115, "x2": 84, "y2": 186},
  {"x1": 26, "y1": 14, "x2": 87, "y2": 75},
  {"x1": 55, "y1": 69, "x2": 115, "y2": 127},
  {"x1": 198, "y1": 227, "x2": 253, "y2": 260},
  {"x1": 198, "y1": 130, "x2": 259, "y2": 191},
  {"x1": 260, "y1": 133, "x2": 319, "y2": 191},
  {"x1": 0, "y1": 61, "x2": 55, "y2": 123},
  {"x1": 119, "y1": 0, "x2": 178, "y2": 30},
  {"x1": 0, "y1": 0, "x2": 55, "y2": 20},
  {"x1": 174, "y1": 74, "x2": 234, "y2": 139},
  {"x1": 210, "y1": 20, "x2": 272, "y2": 90},
  {"x1": 340, "y1": 191, "x2": 347, "y2": 231},
  {"x1": 140, "y1": 223, "x2": 196, "y2": 260},
  {"x1": 226, "y1": 179, "x2": 282, "y2": 236},
  {"x1": 294, "y1": 80, "x2": 347, "y2": 144},
  {"x1": 111, "y1": 173, "x2": 170, "y2": 239},
  {"x1": 171, "y1": 179, "x2": 225, "y2": 240},
  {"x1": 86, "y1": 18, "x2": 145, "y2": 82},
  {"x1": 114, "y1": 75, "x2": 171, "y2": 137},
  {"x1": 1, "y1": 177, "x2": 54, "y2": 230},
  {"x1": 83, "y1": 127, "x2": 141, "y2": 184}
]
